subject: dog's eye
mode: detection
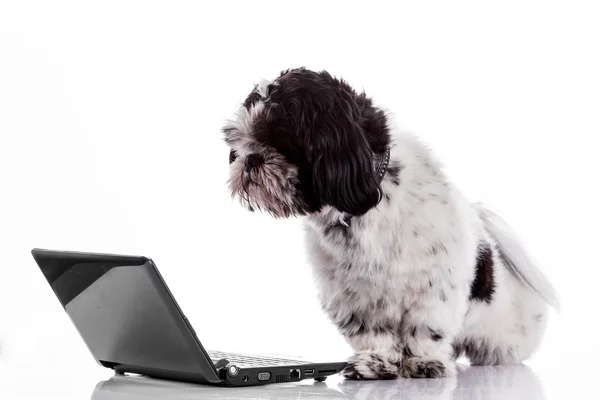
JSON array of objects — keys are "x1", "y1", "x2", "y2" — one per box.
[{"x1": 229, "y1": 149, "x2": 238, "y2": 164}]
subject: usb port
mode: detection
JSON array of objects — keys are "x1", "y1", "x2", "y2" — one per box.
[{"x1": 304, "y1": 368, "x2": 315, "y2": 376}]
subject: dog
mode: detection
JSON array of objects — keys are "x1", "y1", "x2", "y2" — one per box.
[{"x1": 222, "y1": 67, "x2": 558, "y2": 379}]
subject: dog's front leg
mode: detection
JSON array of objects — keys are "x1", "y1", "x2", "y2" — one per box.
[{"x1": 398, "y1": 278, "x2": 467, "y2": 378}]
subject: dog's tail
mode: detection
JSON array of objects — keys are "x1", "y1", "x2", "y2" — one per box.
[{"x1": 474, "y1": 203, "x2": 560, "y2": 311}]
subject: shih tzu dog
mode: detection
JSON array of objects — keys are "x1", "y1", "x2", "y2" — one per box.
[{"x1": 222, "y1": 68, "x2": 558, "y2": 379}]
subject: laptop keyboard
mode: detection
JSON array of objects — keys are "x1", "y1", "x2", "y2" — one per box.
[{"x1": 207, "y1": 350, "x2": 307, "y2": 367}]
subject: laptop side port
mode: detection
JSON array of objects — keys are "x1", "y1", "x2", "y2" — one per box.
[
  {"x1": 289, "y1": 369, "x2": 301, "y2": 380},
  {"x1": 317, "y1": 369, "x2": 337, "y2": 374},
  {"x1": 304, "y1": 368, "x2": 315, "y2": 376},
  {"x1": 257, "y1": 372, "x2": 271, "y2": 381}
]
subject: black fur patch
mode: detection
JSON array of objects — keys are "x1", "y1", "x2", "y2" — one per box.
[
  {"x1": 428, "y1": 328, "x2": 443, "y2": 342},
  {"x1": 242, "y1": 90, "x2": 262, "y2": 110},
  {"x1": 338, "y1": 313, "x2": 367, "y2": 336},
  {"x1": 451, "y1": 342, "x2": 464, "y2": 360},
  {"x1": 229, "y1": 149, "x2": 237, "y2": 164},
  {"x1": 355, "y1": 94, "x2": 391, "y2": 154},
  {"x1": 469, "y1": 240, "x2": 496, "y2": 303},
  {"x1": 372, "y1": 323, "x2": 394, "y2": 335},
  {"x1": 402, "y1": 345, "x2": 415, "y2": 358}
]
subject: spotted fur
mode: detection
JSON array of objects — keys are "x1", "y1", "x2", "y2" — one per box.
[{"x1": 223, "y1": 68, "x2": 558, "y2": 379}]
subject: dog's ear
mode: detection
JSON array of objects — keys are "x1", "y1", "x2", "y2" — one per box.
[
  {"x1": 277, "y1": 69, "x2": 384, "y2": 216},
  {"x1": 310, "y1": 117, "x2": 382, "y2": 216}
]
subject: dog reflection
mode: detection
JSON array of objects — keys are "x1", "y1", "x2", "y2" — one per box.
[{"x1": 338, "y1": 365, "x2": 544, "y2": 400}]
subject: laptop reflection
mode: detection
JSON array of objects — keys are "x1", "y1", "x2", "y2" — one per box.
[{"x1": 91, "y1": 374, "x2": 345, "y2": 400}]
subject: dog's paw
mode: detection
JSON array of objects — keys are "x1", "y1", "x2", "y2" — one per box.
[
  {"x1": 399, "y1": 356, "x2": 455, "y2": 379},
  {"x1": 342, "y1": 352, "x2": 400, "y2": 380}
]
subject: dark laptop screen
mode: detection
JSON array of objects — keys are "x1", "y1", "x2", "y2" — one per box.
[{"x1": 32, "y1": 249, "x2": 219, "y2": 383}]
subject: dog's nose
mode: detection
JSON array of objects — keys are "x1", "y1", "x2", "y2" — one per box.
[{"x1": 244, "y1": 154, "x2": 263, "y2": 172}]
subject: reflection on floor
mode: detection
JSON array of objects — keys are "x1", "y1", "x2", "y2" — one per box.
[
  {"x1": 91, "y1": 364, "x2": 544, "y2": 400},
  {"x1": 338, "y1": 364, "x2": 544, "y2": 399}
]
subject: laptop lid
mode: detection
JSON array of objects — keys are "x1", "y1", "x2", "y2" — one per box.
[{"x1": 32, "y1": 248, "x2": 221, "y2": 384}]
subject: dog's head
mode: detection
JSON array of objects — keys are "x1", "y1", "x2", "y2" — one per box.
[{"x1": 222, "y1": 68, "x2": 390, "y2": 218}]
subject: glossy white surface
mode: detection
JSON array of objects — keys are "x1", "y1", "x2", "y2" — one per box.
[
  {"x1": 89, "y1": 366, "x2": 545, "y2": 400},
  {"x1": 0, "y1": 354, "x2": 595, "y2": 400}
]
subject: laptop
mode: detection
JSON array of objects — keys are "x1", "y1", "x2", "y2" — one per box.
[{"x1": 32, "y1": 248, "x2": 346, "y2": 387}]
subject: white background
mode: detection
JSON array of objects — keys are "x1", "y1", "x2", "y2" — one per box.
[{"x1": 0, "y1": 1, "x2": 599, "y2": 399}]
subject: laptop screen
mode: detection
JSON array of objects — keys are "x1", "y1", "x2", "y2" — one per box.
[{"x1": 32, "y1": 249, "x2": 219, "y2": 382}]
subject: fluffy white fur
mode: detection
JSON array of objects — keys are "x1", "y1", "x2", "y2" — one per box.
[{"x1": 304, "y1": 124, "x2": 557, "y2": 378}]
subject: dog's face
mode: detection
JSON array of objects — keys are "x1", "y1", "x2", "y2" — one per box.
[{"x1": 222, "y1": 68, "x2": 389, "y2": 218}]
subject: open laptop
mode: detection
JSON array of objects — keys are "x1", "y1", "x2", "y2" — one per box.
[{"x1": 32, "y1": 248, "x2": 346, "y2": 386}]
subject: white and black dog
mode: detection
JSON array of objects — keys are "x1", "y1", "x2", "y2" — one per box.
[{"x1": 222, "y1": 68, "x2": 558, "y2": 379}]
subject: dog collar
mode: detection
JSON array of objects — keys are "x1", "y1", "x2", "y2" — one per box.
[{"x1": 373, "y1": 146, "x2": 391, "y2": 184}]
